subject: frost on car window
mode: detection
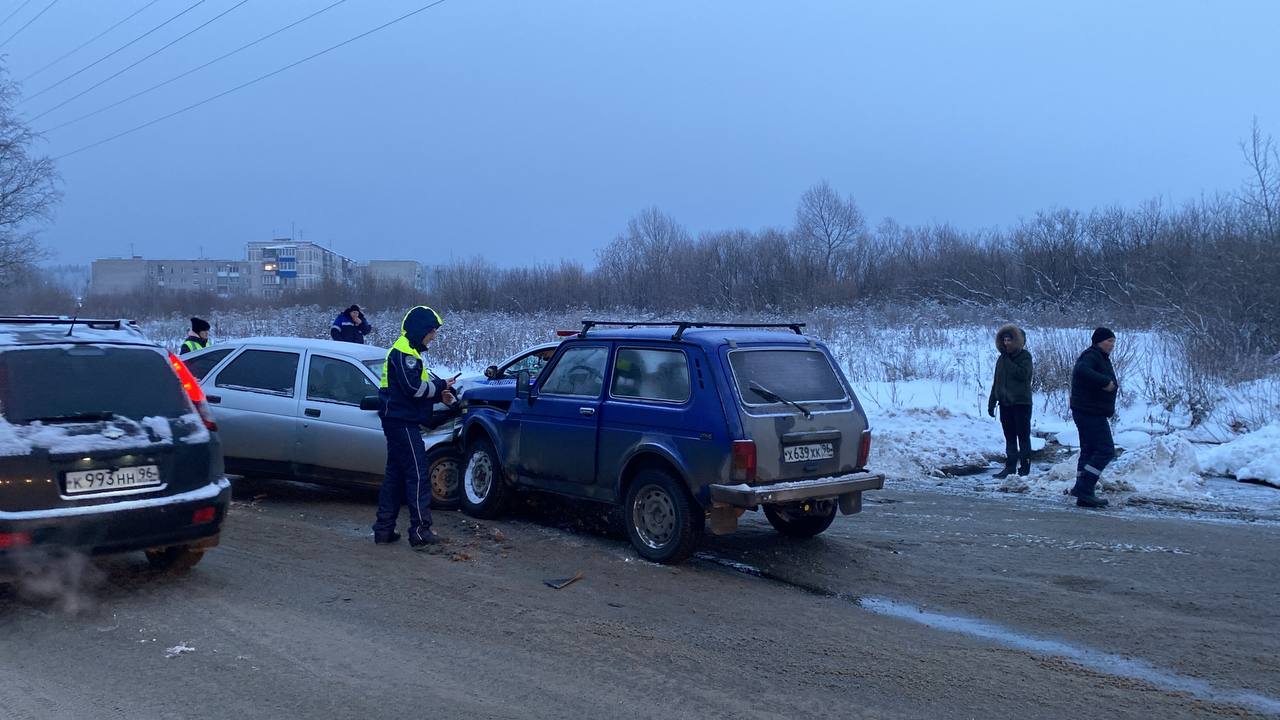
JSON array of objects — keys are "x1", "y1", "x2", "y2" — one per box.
[{"x1": 540, "y1": 347, "x2": 608, "y2": 397}]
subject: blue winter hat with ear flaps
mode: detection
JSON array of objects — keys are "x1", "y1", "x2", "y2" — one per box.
[{"x1": 402, "y1": 306, "x2": 443, "y2": 351}]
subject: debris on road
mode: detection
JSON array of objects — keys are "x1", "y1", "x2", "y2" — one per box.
[
  {"x1": 544, "y1": 571, "x2": 584, "y2": 590},
  {"x1": 164, "y1": 642, "x2": 195, "y2": 659}
]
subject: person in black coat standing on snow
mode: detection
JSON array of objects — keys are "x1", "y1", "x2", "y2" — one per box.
[
  {"x1": 1069, "y1": 327, "x2": 1119, "y2": 509},
  {"x1": 331, "y1": 304, "x2": 372, "y2": 344},
  {"x1": 988, "y1": 324, "x2": 1034, "y2": 478}
]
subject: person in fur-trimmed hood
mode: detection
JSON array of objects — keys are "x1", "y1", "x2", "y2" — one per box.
[{"x1": 988, "y1": 323, "x2": 1034, "y2": 478}]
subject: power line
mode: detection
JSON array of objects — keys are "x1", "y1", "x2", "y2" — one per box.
[
  {"x1": 0, "y1": 0, "x2": 59, "y2": 50},
  {"x1": 56, "y1": 0, "x2": 449, "y2": 160},
  {"x1": 22, "y1": 0, "x2": 165, "y2": 83},
  {"x1": 30, "y1": 0, "x2": 251, "y2": 123},
  {"x1": 43, "y1": 0, "x2": 352, "y2": 134},
  {"x1": 21, "y1": 0, "x2": 209, "y2": 106},
  {"x1": 0, "y1": 0, "x2": 35, "y2": 33}
]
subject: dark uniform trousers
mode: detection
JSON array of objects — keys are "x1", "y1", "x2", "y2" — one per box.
[
  {"x1": 1071, "y1": 412, "x2": 1115, "y2": 497},
  {"x1": 374, "y1": 419, "x2": 433, "y2": 542}
]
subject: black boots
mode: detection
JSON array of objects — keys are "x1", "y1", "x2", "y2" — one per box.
[
  {"x1": 1069, "y1": 473, "x2": 1109, "y2": 509},
  {"x1": 374, "y1": 530, "x2": 401, "y2": 545},
  {"x1": 995, "y1": 459, "x2": 1031, "y2": 478},
  {"x1": 410, "y1": 529, "x2": 445, "y2": 550}
]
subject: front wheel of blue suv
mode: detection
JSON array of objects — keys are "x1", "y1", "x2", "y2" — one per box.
[
  {"x1": 460, "y1": 436, "x2": 510, "y2": 519},
  {"x1": 624, "y1": 469, "x2": 703, "y2": 564}
]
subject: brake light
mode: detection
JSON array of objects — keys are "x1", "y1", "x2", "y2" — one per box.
[
  {"x1": 168, "y1": 353, "x2": 218, "y2": 431},
  {"x1": 732, "y1": 440, "x2": 757, "y2": 483},
  {"x1": 555, "y1": 330, "x2": 577, "y2": 337},
  {"x1": 857, "y1": 430, "x2": 872, "y2": 470},
  {"x1": 192, "y1": 506, "x2": 217, "y2": 525},
  {"x1": 0, "y1": 532, "x2": 32, "y2": 549}
]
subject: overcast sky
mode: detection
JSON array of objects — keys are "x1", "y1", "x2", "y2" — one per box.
[{"x1": 6, "y1": 0, "x2": 1279, "y2": 267}]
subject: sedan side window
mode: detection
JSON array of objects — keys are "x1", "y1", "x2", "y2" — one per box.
[
  {"x1": 539, "y1": 346, "x2": 609, "y2": 397},
  {"x1": 214, "y1": 350, "x2": 300, "y2": 397},
  {"x1": 503, "y1": 351, "x2": 550, "y2": 379},
  {"x1": 307, "y1": 355, "x2": 376, "y2": 405},
  {"x1": 184, "y1": 348, "x2": 233, "y2": 380}
]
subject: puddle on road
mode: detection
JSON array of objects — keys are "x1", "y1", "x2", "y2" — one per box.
[{"x1": 696, "y1": 553, "x2": 1280, "y2": 716}]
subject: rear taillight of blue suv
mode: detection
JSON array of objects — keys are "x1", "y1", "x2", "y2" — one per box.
[
  {"x1": 857, "y1": 430, "x2": 872, "y2": 470},
  {"x1": 732, "y1": 440, "x2": 757, "y2": 483}
]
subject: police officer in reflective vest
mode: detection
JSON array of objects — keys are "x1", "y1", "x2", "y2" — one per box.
[
  {"x1": 373, "y1": 305, "x2": 455, "y2": 548},
  {"x1": 180, "y1": 317, "x2": 211, "y2": 355}
]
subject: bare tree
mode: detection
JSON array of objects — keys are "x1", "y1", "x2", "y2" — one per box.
[
  {"x1": 0, "y1": 65, "x2": 59, "y2": 285},
  {"x1": 1240, "y1": 117, "x2": 1280, "y2": 240},
  {"x1": 794, "y1": 180, "x2": 866, "y2": 278}
]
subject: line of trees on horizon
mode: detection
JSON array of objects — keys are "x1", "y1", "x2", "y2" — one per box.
[{"x1": 1, "y1": 43, "x2": 1277, "y2": 359}]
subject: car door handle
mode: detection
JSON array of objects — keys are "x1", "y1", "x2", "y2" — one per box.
[
  {"x1": 579, "y1": 407, "x2": 596, "y2": 417},
  {"x1": 206, "y1": 395, "x2": 221, "y2": 404},
  {"x1": 305, "y1": 408, "x2": 321, "y2": 418}
]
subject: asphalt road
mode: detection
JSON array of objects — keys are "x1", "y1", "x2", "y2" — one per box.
[{"x1": 1, "y1": 479, "x2": 1277, "y2": 720}]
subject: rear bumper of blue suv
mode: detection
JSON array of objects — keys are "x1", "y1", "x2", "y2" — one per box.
[{"x1": 710, "y1": 471, "x2": 885, "y2": 510}]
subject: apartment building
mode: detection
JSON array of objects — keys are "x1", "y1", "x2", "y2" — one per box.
[
  {"x1": 246, "y1": 240, "x2": 359, "y2": 297},
  {"x1": 91, "y1": 257, "x2": 249, "y2": 296}
]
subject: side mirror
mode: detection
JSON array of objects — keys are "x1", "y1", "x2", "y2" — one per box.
[
  {"x1": 483, "y1": 365, "x2": 499, "y2": 379},
  {"x1": 515, "y1": 369, "x2": 532, "y2": 402},
  {"x1": 359, "y1": 394, "x2": 381, "y2": 412}
]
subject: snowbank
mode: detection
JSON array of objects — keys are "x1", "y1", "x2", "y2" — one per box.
[
  {"x1": 1200, "y1": 422, "x2": 1280, "y2": 487},
  {"x1": 1025, "y1": 435, "x2": 1206, "y2": 499},
  {"x1": 870, "y1": 407, "x2": 1045, "y2": 480}
]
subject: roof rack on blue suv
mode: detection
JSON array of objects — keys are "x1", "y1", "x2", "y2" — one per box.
[{"x1": 579, "y1": 319, "x2": 805, "y2": 340}]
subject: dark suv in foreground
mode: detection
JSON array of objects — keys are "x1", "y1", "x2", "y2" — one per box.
[
  {"x1": 456, "y1": 321, "x2": 884, "y2": 563},
  {"x1": 0, "y1": 316, "x2": 230, "y2": 576}
]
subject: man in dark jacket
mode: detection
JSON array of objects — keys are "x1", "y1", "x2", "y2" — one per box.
[
  {"x1": 372, "y1": 305, "x2": 456, "y2": 549},
  {"x1": 1069, "y1": 327, "x2": 1119, "y2": 509},
  {"x1": 331, "y1": 304, "x2": 372, "y2": 344},
  {"x1": 179, "y1": 317, "x2": 210, "y2": 355},
  {"x1": 988, "y1": 324, "x2": 1034, "y2": 478}
]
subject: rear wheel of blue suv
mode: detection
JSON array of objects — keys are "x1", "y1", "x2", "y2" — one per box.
[{"x1": 624, "y1": 468, "x2": 703, "y2": 563}]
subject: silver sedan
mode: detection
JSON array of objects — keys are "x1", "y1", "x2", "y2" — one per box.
[{"x1": 180, "y1": 337, "x2": 461, "y2": 507}]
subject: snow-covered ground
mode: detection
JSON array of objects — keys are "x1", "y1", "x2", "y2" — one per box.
[{"x1": 135, "y1": 306, "x2": 1280, "y2": 516}]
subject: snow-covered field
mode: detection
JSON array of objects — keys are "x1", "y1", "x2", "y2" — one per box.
[{"x1": 139, "y1": 306, "x2": 1280, "y2": 516}]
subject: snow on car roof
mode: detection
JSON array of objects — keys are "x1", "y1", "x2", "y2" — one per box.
[
  {"x1": 202, "y1": 336, "x2": 388, "y2": 361},
  {"x1": 0, "y1": 317, "x2": 154, "y2": 348}
]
